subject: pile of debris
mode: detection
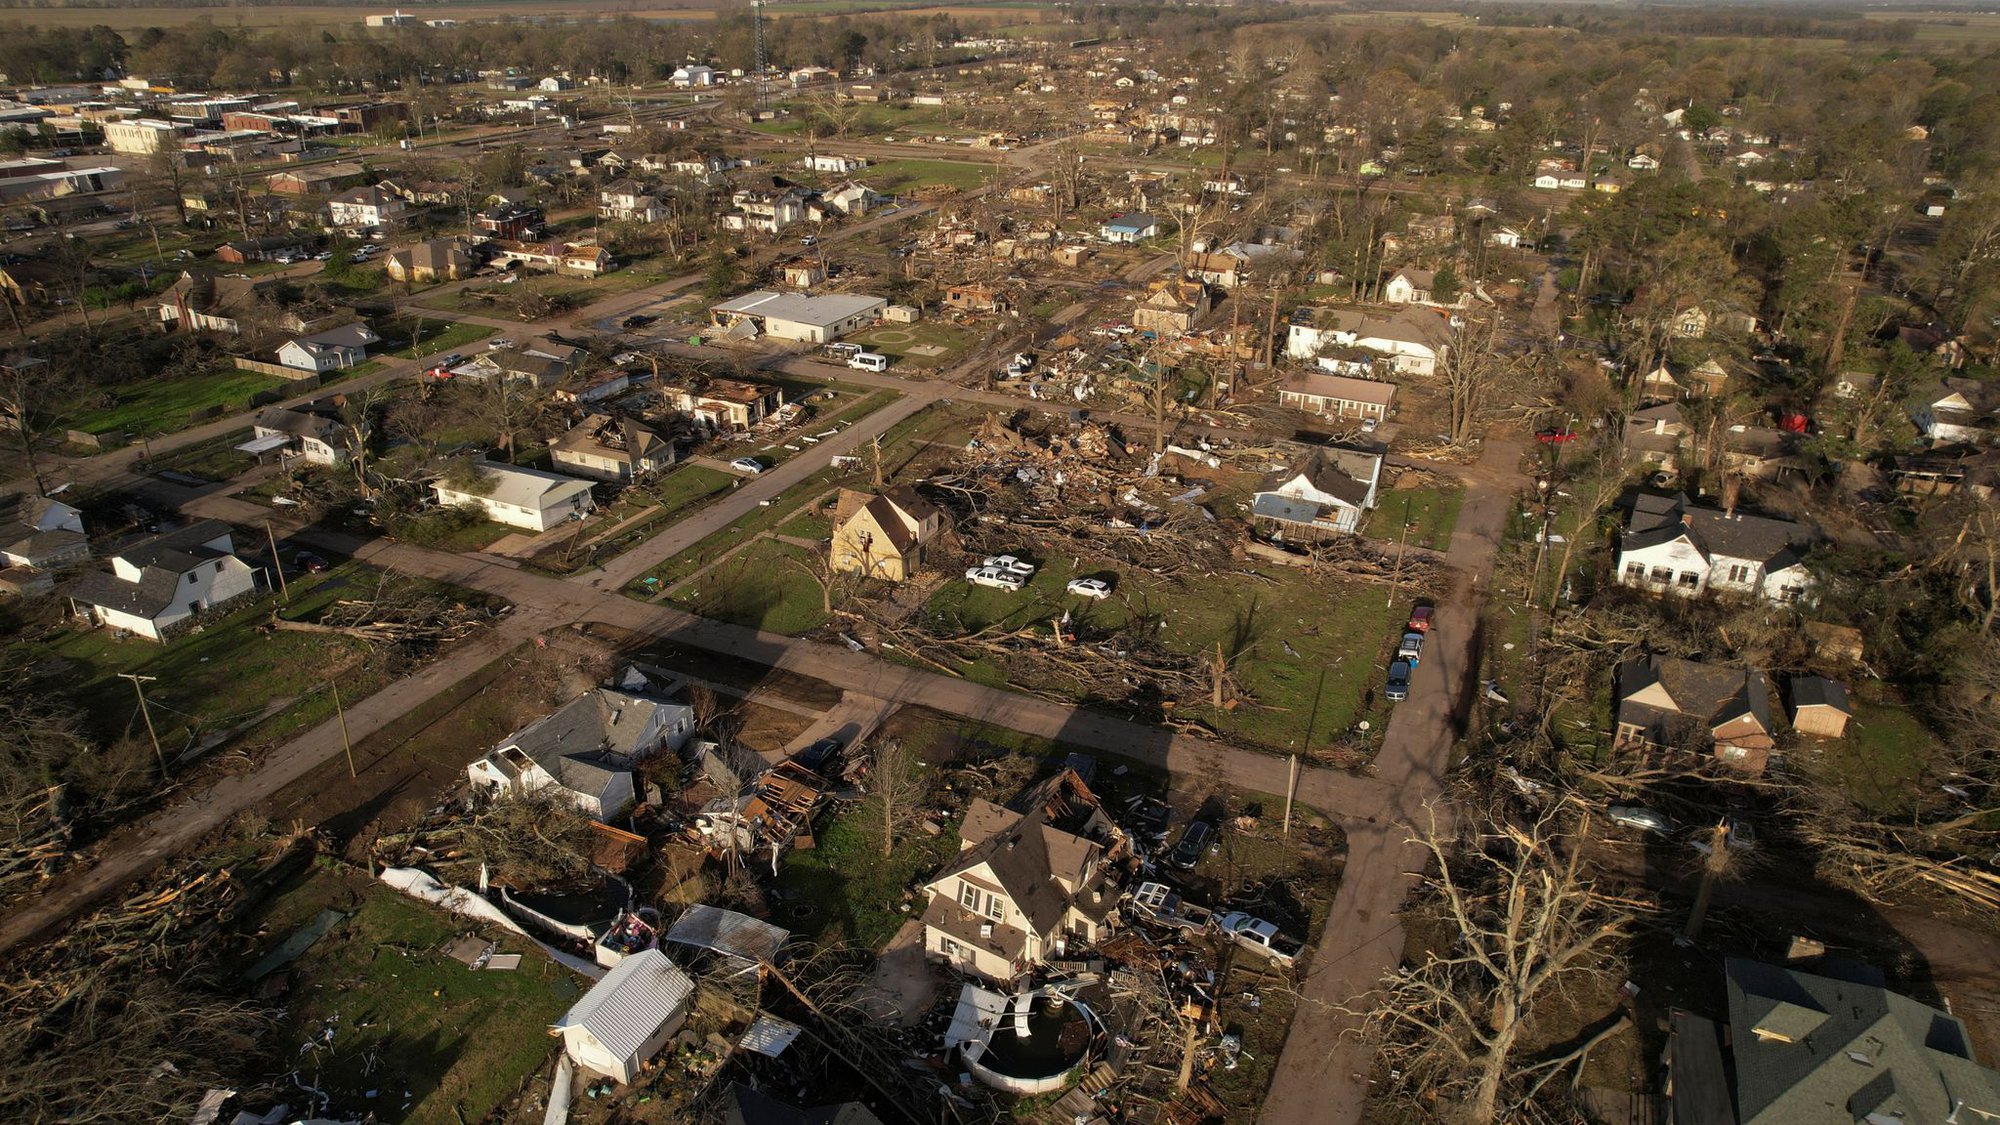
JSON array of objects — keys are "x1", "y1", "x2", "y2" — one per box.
[{"x1": 266, "y1": 571, "x2": 487, "y2": 657}]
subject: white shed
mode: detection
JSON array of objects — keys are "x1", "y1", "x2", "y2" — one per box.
[{"x1": 554, "y1": 948, "x2": 695, "y2": 1084}]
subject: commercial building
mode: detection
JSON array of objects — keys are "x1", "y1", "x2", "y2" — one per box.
[{"x1": 708, "y1": 290, "x2": 885, "y2": 344}]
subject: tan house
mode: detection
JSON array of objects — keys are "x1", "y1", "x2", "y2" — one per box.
[
  {"x1": 829, "y1": 486, "x2": 942, "y2": 582},
  {"x1": 385, "y1": 239, "x2": 474, "y2": 283},
  {"x1": 943, "y1": 282, "x2": 1008, "y2": 314},
  {"x1": 550, "y1": 414, "x2": 674, "y2": 482},
  {"x1": 1615, "y1": 655, "x2": 1776, "y2": 774},
  {"x1": 1786, "y1": 676, "x2": 1851, "y2": 739},
  {"x1": 921, "y1": 770, "x2": 1129, "y2": 983},
  {"x1": 1130, "y1": 277, "x2": 1211, "y2": 339},
  {"x1": 1277, "y1": 370, "x2": 1395, "y2": 423}
]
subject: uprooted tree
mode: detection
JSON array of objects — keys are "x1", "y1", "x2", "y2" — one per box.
[{"x1": 1347, "y1": 803, "x2": 1634, "y2": 1123}]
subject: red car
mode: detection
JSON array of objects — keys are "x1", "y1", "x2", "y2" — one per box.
[{"x1": 1407, "y1": 605, "x2": 1435, "y2": 634}]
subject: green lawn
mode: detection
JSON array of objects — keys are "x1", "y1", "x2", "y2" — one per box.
[
  {"x1": 630, "y1": 466, "x2": 857, "y2": 595},
  {"x1": 859, "y1": 158, "x2": 997, "y2": 194},
  {"x1": 1372, "y1": 485, "x2": 1466, "y2": 552},
  {"x1": 669, "y1": 537, "x2": 831, "y2": 636},
  {"x1": 1807, "y1": 699, "x2": 1939, "y2": 815},
  {"x1": 147, "y1": 428, "x2": 254, "y2": 482},
  {"x1": 28, "y1": 564, "x2": 391, "y2": 758},
  {"x1": 63, "y1": 367, "x2": 290, "y2": 438},
  {"x1": 233, "y1": 867, "x2": 574, "y2": 1125},
  {"x1": 918, "y1": 559, "x2": 1410, "y2": 754},
  {"x1": 768, "y1": 786, "x2": 959, "y2": 950},
  {"x1": 845, "y1": 323, "x2": 979, "y2": 370},
  {"x1": 381, "y1": 317, "x2": 496, "y2": 360},
  {"x1": 634, "y1": 464, "x2": 737, "y2": 517}
]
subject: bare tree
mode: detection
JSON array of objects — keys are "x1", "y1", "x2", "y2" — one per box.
[
  {"x1": 1347, "y1": 803, "x2": 1633, "y2": 1123},
  {"x1": 862, "y1": 739, "x2": 925, "y2": 859},
  {"x1": 1440, "y1": 316, "x2": 1511, "y2": 449}
]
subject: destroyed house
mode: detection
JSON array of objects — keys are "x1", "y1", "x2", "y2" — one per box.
[
  {"x1": 921, "y1": 769, "x2": 1128, "y2": 983},
  {"x1": 1252, "y1": 447, "x2": 1384, "y2": 538},
  {"x1": 466, "y1": 685, "x2": 694, "y2": 820},
  {"x1": 550, "y1": 413, "x2": 674, "y2": 482}
]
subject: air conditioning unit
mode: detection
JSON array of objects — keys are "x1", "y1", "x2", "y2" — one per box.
[{"x1": 980, "y1": 922, "x2": 994, "y2": 938}]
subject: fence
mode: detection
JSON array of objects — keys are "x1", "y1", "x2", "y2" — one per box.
[{"x1": 233, "y1": 357, "x2": 323, "y2": 385}]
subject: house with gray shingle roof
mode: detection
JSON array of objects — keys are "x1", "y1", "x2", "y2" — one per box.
[
  {"x1": 1615, "y1": 654, "x2": 1775, "y2": 773},
  {"x1": 1614, "y1": 492, "x2": 1815, "y2": 605},
  {"x1": 467, "y1": 680, "x2": 694, "y2": 820},
  {"x1": 1705, "y1": 958, "x2": 2000, "y2": 1124},
  {"x1": 0, "y1": 493, "x2": 86, "y2": 570},
  {"x1": 65, "y1": 520, "x2": 258, "y2": 641}
]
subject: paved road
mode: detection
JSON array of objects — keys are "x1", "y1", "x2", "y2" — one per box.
[{"x1": 1259, "y1": 433, "x2": 1525, "y2": 1125}]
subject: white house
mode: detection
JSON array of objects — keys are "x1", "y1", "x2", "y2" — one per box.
[
  {"x1": 1912, "y1": 377, "x2": 1997, "y2": 446},
  {"x1": 554, "y1": 949, "x2": 695, "y2": 1084},
  {"x1": 0, "y1": 494, "x2": 87, "y2": 570},
  {"x1": 1100, "y1": 213, "x2": 1160, "y2": 243},
  {"x1": 820, "y1": 181, "x2": 876, "y2": 217},
  {"x1": 277, "y1": 323, "x2": 380, "y2": 373},
  {"x1": 243, "y1": 401, "x2": 360, "y2": 466},
  {"x1": 1286, "y1": 306, "x2": 1452, "y2": 377},
  {"x1": 66, "y1": 520, "x2": 258, "y2": 641},
  {"x1": 1627, "y1": 152, "x2": 1661, "y2": 171},
  {"x1": 1614, "y1": 493, "x2": 1815, "y2": 604},
  {"x1": 1251, "y1": 447, "x2": 1383, "y2": 538},
  {"x1": 326, "y1": 185, "x2": 408, "y2": 230},
  {"x1": 550, "y1": 414, "x2": 675, "y2": 482},
  {"x1": 725, "y1": 188, "x2": 809, "y2": 234},
  {"x1": 598, "y1": 180, "x2": 664, "y2": 223},
  {"x1": 466, "y1": 679, "x2": 693, "y2": 819},
  {"x1": 1382, "y1": 266, "x2": 1435, "y2": 306},
  {"x1": 1487, "y1": 226, "x2": 1524, "y2": 249},
  {"x1": 708, "y1": 290, "x2": 886, "y2": 344},
  {"x1": 802, "y1": 153, "x2": 867, "y2": 174},
  {"x1": 434, "y1": 462, "x2": 596, "y2": 532}
]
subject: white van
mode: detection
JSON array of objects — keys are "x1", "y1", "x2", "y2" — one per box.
[{"x1": 848, "y1": 352, "x2": 890, "y2": 372}]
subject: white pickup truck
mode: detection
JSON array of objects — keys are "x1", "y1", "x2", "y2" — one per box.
[
  {"x1": 1128, "y1": 881, "x2": 1215, "y2": 934},
  {"x1": 1217, "y1": 912, "x2": 1304, "y2": 968}
]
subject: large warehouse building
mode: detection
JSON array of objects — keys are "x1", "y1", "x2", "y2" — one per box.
[{"x1": 708, "y1": 290, "x2": 886, "y2": 344}]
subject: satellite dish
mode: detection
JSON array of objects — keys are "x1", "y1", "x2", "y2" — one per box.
[{"x1": 1357, "y1": 720, "x2": 1371, "y2": 731}]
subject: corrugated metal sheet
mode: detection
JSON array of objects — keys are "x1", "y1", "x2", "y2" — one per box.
[
  {"x1": 663, "y1": 904, "x2": 789, "y2": 965},
  {"x1": 555, "y1": 948, "x2": 693, "y2": 1061}
]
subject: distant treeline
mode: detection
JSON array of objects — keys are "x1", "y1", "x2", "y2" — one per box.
[{"x1": 1449, "y1": 3, "x2": 1920, "y2": 42}]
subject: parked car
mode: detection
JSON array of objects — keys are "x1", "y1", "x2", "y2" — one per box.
[
  {"x1": 1216, "y1": 912, "x2": 1304, "y2": 968},
  {"x1": 1407, "y1": 605, "x2": 1435, "y2": 634},
  {"x1": 729, "y1": 457, "x2": 765, "y2": 474},
  {"x1": 981, "y1": 555, "x2": 1036, "y2": 578},
  {"x1": 434, "y1": 352, "x2": 464, "y2": 369},
  {"x1": 1169, "y1": 820, "x2": 1214, "y2": 870},
  {"x1": 1607, "y1": 805, "x2": 1673, "y2": 834},
  {"x1": 1066, "y1": 577, "x2": 1113, "y2": 599},
  {"x1": 293, "y1": 551, "x2": 327, "y2": 574},
  {"x1": 488, "y1": 338, "x2": 514, "y2": 350},
  {"x1": 1396, "y1": 631, "x2": 1425, "y2": 665},
  {"x1": 621, "y1": 314, "x2": 657, "y2": 329},
  {"x1": 1385, "y1": 660, "x2": 1412, "y2": 702},
  {"x1": 965, "y1": 566, "x2": 1026, "y2": 592},
  {"x1": 794, "y1": 737, "x2": 842, "y2": 772}
]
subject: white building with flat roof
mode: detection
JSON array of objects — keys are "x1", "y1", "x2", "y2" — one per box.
[
  {"x1": 709, "y1": 290, "x2": 886, "y2": 344},
  {"x1": 434, "y1": 462, "x2": 595, "y2": 531},
  {"x1": 103, "y1": 118, "x2": 182, "y2": 155}
]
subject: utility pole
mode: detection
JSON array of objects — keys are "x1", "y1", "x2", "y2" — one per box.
[
  {"x1": 331, "y1": 680, "x2": 356, "y2": 778},
  {"x1": 117, "y1": 673, "x2": 164, "y2": 773},
  {"x1": 1679, "y1": 819, "x2": 1732, "y2": 946},
  {"x1": 1385, "y1": 498, "x2": 1413, "y2": 608},
  {"x1": 264, "y1": 520, "x2": 289, "y2": 604}
]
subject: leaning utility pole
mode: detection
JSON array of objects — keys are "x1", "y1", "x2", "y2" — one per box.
[
  {"x1": 117, "y1": 672, "x2": 165, "y2": 773},
  {"x1": 264, "y1": 521, "x2": 289, "y2": 604}
]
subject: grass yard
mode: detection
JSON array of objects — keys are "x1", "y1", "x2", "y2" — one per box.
[
  {"x1": 630, "y1": 464, "x2": 857, "y2": 595},
  {"x1": 669, "y1": 537, "x2": 832, "y2": 635},
  {"x1": 634, "y1": 464, "x2": 738, "y2": 516},
  {"x1": 917, "y1": 554, "x2": 1412, "y2": 754},
  {"x1": 768, "y1": 782, "x2": 960, "y2": 950},
  {"x1": 233, "y1": 866, "x2": 574, "y2": 1125},
  {"x1": 146, "y1": 428, "x2": 255, "y2": 482},
  {"x1": 857, "y1": 158, "x2": 997, "y2": 194},
  {"x1": 30, "y1": 564, "x2": 393, "y2": 758},
  {"x1": 381, "y1": 317, "x2": 496, "y2": 360},
  {"x1": 1371, "y1": 484, "x2": 1466, "y2": 552},
  {"x1": 1804, "y1": 698, "x2": 1939, "y2": 815},
  {"x1": 64, "y1": 367, "x2": 290, "y2": 438},
  {"x1": 845, "y1": 322, "x2": 980, "y2": 370}
]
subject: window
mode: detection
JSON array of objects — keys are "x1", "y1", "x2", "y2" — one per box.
[
  {"x1": 986, "y1": 894, "x2": 1005, "y2": 922},
  {"x1": 1650, "y1": 566, "x2": 1674, "y2": 585},
  {"x1": 940, "y1": 938, "x2": 963, "y2": 959},
  {"x1": 1624, "y1": 563, "x2": 1647, "y2": 582},
  {"x1": 1726, "y1": 563, "x2": 1752, "y2": 584},
  {"x1": 1677, "y1": 571, "x2": 1701, "y2": 589},
  {"x1": 959, "y1": 882, "x2": 980, "y2": 911},
  {"x1": 186, "y1": 573, "x2": 198, "y2": 584}
]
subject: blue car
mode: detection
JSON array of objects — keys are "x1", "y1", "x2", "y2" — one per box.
[{"x1": 1386, "y1": 660, "x2": 1413, "y2": 702}]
